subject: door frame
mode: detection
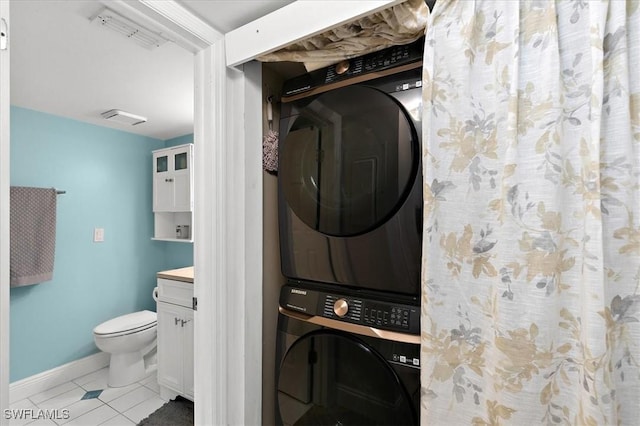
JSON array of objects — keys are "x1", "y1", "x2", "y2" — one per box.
[
  {"x1": 192, "y1": 3, "x2": 398, "y2": 422},
  {"x1": 0, "y1": 0, "x2": 10, "y2": 421}
]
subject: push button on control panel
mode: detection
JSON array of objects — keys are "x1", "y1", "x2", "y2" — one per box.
[
  {"x1": 390, "y1": 307, "x2": 411, "y2": 328},
  {"x1": 363, "y1": 302, "x2": 413, "y2": 331}
]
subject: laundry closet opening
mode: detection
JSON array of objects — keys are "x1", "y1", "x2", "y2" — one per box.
[{"x1": 259, "y1": 18, "x2": 429, "y2": 422}]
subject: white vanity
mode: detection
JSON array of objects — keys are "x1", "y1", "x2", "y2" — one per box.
[{"x1": 155, "y1": 266, "x2": 194, "y2": 401}]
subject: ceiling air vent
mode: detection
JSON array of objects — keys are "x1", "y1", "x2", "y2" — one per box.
[
  {"x1": 101, "y1": 109, "x2": 147, "y2": 126},
  {"x1": 90, "y1": 7, "x2": 169, "y2": 50}
]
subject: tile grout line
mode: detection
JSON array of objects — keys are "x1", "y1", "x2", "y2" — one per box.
[
  {"x1": 65, "y1": 403, "x2": 120, "y2": 426},
  {"x1": 12, "y1": 369, "x2": 162, "y2": 426},
  {"x1": 105, "y1": 389, "x2": 160, "y2": 423}
]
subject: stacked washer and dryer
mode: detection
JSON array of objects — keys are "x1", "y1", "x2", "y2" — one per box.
[{"x1": 275, "y1": 38, "x2": 425, "y2": 426}]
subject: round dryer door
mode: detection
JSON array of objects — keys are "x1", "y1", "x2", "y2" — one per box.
[
  {"x1": 277, "y1": 330, "x2": 416, "y2": 425},
  {"x1": 280, "y1": 85, "x2": 419, "y2": 237}
]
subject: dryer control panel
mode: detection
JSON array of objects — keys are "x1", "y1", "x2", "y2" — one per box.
[
  {"x1": 282, "y1": 37, "x2": 424, "y2": 99},
  {"x1": 280, "y1": 283, "x2": 420, "y2": 335}
]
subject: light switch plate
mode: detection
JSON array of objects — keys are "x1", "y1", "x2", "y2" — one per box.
[{"x1": 93, "y1": 228, "x2": 104, "y2": 242}]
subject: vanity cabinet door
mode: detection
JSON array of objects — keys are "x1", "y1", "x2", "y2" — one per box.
[
  {"x1": 157, "y1": 302, "x2": 185, "y2": 392},
  {"x1": 182, "y1": 308, "x2": 194, "y2": 400}
]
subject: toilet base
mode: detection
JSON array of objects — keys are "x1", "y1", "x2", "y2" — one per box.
[{"x1": 108, "y1": 351, "x2": 146, "y2": 388}]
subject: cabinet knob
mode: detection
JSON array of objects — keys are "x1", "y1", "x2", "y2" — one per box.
[
  {"x1": 165, "y1": 178, "x2": 174, "y2": 183},
  {"x1": 181, "y1": 319, "x2": 191, "y2": 327},
  {"x1": 174, "y1": 317, "x2": 180, "y2": 325}
]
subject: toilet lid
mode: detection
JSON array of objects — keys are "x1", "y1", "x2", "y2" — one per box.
[{"x1": 93, "y1": 310, "x2": 157, "y2": 335}]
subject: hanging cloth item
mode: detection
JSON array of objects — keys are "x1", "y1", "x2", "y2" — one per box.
[
  {"x1": 420, "y1": 1, "x2": 640, "y2": 425},
  {"x1": 257, "y1": 0, "x2": 428, "y2": 70},
  {"x1": 263, "y1": 95, "x2": 279, "y2": 175},
  {"x1": 10, "y1": 186, "x2": 58, "y2": 287}
]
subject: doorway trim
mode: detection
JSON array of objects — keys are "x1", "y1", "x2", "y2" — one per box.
[{"x1": 0, "y1": 1, "x2": 10, "y2": 420}]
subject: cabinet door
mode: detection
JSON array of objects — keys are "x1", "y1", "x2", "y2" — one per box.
[
  {"x1": 153, "y1": 152, "x2": 175, "y2": 212},
  {"x1": 153, "y1": 145, "x2": 192, "y2": 213},
  {"x1": 157, "y1": 303, "x2": 185, "y2": 391},
  {"x1": 183, "y1": 308, "x2": 195, "y2": 399},
  {"x1": 172, "y1": 148, "x2": 192, "y2": 212}
]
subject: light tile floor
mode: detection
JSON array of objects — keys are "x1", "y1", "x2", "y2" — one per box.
[{"x1": 9, "y1": 368, "x2": 166, "y2": 426}]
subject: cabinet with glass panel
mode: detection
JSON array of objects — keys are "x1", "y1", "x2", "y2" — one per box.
[{"x1": 152, "y1": 143, "x2": 194, "y2": 242}]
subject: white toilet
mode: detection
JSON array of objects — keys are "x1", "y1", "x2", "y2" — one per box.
[{"x1": 93, "y1": 310, "x2": 158, "y2": 388}]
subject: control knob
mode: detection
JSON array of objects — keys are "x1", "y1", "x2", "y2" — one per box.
[
  {"x1": 333, "y1": 298, "x2": 349, "y2": 317},
  {"x1": 335, "y1": 60, "x2": 350, "y2": 75}
]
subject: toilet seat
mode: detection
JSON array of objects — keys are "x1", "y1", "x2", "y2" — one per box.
[{"x1": 94, "y1": 310, "x2": 157, "y2": 337}]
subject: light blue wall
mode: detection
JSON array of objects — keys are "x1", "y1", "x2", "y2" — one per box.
[
  {"x1": 165, "y1": 133, "x2": 192, "y2": 148},
  {"x1": 9, "y1": 107, "x2": 192, "y2": 382}
]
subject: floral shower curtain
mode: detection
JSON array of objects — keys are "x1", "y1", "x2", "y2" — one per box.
[{"x1": 420, "y1": 0, "x2": 639, "y2": 424}]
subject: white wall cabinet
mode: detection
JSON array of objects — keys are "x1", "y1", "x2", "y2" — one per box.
[
  {"x1": 156, "y1": 277, "x2": 194, "y2": 401},
  {"x1": 152, "y1": 143, "x2": 194, "y2": 242}
]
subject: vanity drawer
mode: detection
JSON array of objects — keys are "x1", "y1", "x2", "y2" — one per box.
[{"x1": 157, "y1": 278, "x2": 193, "y2": 308}]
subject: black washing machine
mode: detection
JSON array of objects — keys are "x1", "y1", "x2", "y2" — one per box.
[
  {"x1": 278, "y1": 39, "x2": 424, "y2": 298},
  {"x1": 275, "y1": 283, "x2": 420, "y2": 426}
]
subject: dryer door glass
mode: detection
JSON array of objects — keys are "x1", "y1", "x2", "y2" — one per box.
[
  {"x1": 280, "y1": 86, "x2": 418, "y2": 237},
  {"x1": 277, "y1": 331, "x2": 416, "y2": 425}
]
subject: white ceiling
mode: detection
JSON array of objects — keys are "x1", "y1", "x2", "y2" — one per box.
[{"x1": 10, "y1": 0, "x2": 294, "y2": 141}]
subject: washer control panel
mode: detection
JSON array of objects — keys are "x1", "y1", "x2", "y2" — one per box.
[{"x1": 281, "y1": 284, "x2": 420, "y2": 335}]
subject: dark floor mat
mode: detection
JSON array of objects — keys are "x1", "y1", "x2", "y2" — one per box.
[{"x1": 137, "y1": 396, "x2": 193, "y2": 426}]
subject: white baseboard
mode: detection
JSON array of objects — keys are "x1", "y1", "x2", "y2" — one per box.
[{"x1": 9, "y1": 352, "x2": 109, "y2": 404}]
